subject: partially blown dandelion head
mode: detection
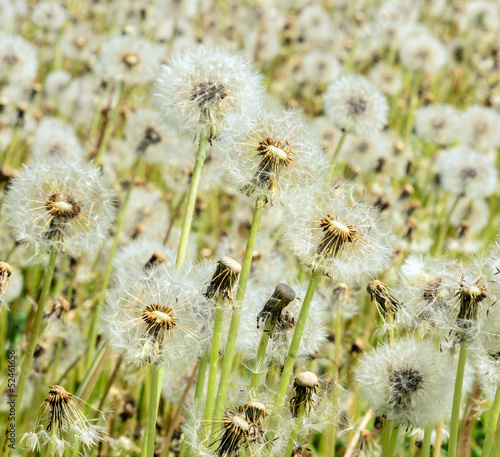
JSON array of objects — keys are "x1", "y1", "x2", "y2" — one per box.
[
  {"x1": 101, "y1": 266, "x2": 207, "y2": 367},
  {"x1": 217, "y1": 103, "x2": 324, "y2": 203},
  {"x1": 367, "y1": 279, "x2": 401, "y2": 317},
  {"x1": 357, "y1": 338, "x2": 454, "y2": 429},
  {"x1": 290, "y1": 371, "x2": 320, "y2": 417},
  {"x1": 4, "y1": 159, "x2": 115, "y2": 258},
  {"x1": 0, "y1": 261, "x2": 12, "y2": 301},
  {"x1": 204, "y1": 256, "x2": 241, "y2": 303},
  {"x1": 21, "y1": 384, "x2": 106, "y2": 455},
  {"x1": 323, "y1": 75, "x2": 388, "y2": 136},
  {"x1": 154, "y1": 46, "x2": 263, "y2": 140},
  {"x1": 282, "y1": 184, "x2": 394, "y2": 284}
]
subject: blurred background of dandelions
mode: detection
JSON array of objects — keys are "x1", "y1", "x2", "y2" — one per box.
[{"x1": 2, "y1": 2, "x2": 500, "y2": 457}]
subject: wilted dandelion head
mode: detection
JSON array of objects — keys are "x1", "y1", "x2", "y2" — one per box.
[
  {"x1": 101, "y1": 266, "x2": 208, "y2": 367},
  {"x1": 154, "y1": 46, "x2": 263, "y2": 141},
  {"x1": 212, "y1": 414, "x2": 251, "y2": 457},
  {"x1": 357, "y1": 338, "x2": 454, "y2": 429},
  {"x1": 323, "y1": 75, "x2": 388, "y2": 136},
  {"x1": 367, "y1": 279, "x2": 401, "y2": 317},
  {"x1": 290, "y1": 371, "x2": 320, "y2": 417},
  {"x1": 436, "y1": 146, "x2": 497, "y2": 199},
  {"x1": 256, "y1": 282, "x2": 296, "y2": 330},
  {"x1": 0, "y1": 261, "x2": 12, "y2": 303},
  {"x1": 217, "y1": 103, "x2": 324, "y2": 204},
  {"x1": 4, "y1": 159, "x2": 115, "y2": 259},
  {"x1": 204, "y1": 256, "x2": 241, "y2": 303},
  {"x1": 282, "y1": 184, "x2": 395, "y2": 284}
]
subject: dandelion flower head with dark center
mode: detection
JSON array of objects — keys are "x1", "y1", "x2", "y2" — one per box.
[
  {"x1": 0, "y1": 35, "x2": 38, "y2": 87},
  {"x1": 100, "y1": 265, "x2": 209, "y2": 367},
  {"x1": 395, "y1": 255, "x2": 459, "y2": 337},
  {"x1": 95, "y1": 35, "x2": 164, "y2": 85},
  {"x1": 20, "y1": 384, "x2": 106, "y2": 456},
  {"x1": 4, "y1": 159, "x2": 115, "y2": 259},
  {"x1": 414, "y1": 105, "x2": 461, "y2": 145},
  {"x1": 436, "y1": 146, "x2": 497, "y2": 199},
  {"x1": 400, "y1": 32, "x2": 447, "y2": 74},
  {"x1": 31, "y1": 117, "x2": 84, "y2": 162},
  {"x1": 153, "y1": 45, "x2": 264, "y2": 140},
  {"x1": 460, "y1": 105, "x2": 500, "y2": 151},
  {"x1": 323, "y1": 75, "x2": 388, "y2": 136},
  {"x1": 281, "y1": 184, "x2": 395, "y2": 284},
  {"x1": 215, "y1": 102, "x2": 325, "y2": 203},
  {"x1": 357, "y1": 338, "x2": 454, "y2": 429}
]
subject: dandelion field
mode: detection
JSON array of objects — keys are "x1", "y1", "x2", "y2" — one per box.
[{"x1": 2, "y1": 1, "x2": 500, "y2": 457}]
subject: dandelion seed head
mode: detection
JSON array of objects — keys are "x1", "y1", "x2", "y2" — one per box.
[
  {"x1": 324, "y1": 75, "x2": 388, "y2": 136},
  {"x1": 154, "y1": 46, "x2": 263, "y2": 140}
]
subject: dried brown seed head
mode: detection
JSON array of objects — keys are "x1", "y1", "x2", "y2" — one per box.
[
  {"x1": 204, "y1": 256, "x2": 241, "y2": 303},
  {"x1": 290, "y1": 371, "x2": 320, "y2": 417},
  {"x1": 317, "y1": 213, "x2": 358, "y2": 258},
  {"x1": 367, "y1": 279, "x2": 401, "y2": 316},
  {"x1": 257, "y1": 283, "x2": 296, "y2": 330}
]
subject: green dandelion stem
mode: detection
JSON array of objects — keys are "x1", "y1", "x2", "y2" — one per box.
[
  {"x1": 263, "y1": 267, "x2": 323, "y2": 447},
  {"x1": 146, "y1": 365, "x2": 164, "y2": 457},
  {"x1": 194, "y1": 355, "x2": 209, "y2": 402},
  {"x1": 249, "y1": 318, "x2": 274, "y2": 394},
  {"x1": 175, "y1": 135, "x2": 209, "y2": 269},
  {"x1": 284, "y1": 403, "x2": 306, "y2": 457},
  {"x1": 448, "y1": 340, "x2": 468, "y2": 457},
  {"x1": 15, "y1": 248, "x2": 57, "y2": 414},
  {"x1": 481, "y1": 387, "x2": 500, "y2": 457},
  {"x1": 86, "y1": 155, "x2": 142, "y2": 369},
  {"x1": 203, "y1": 294, "x2": 226, "y2": 439},
  {"x1": 212, "y1": 195, "x2": 266, "y2": 426},
  {"x1": 421, "y1": 423, "x2": 434, "y2": 457}
]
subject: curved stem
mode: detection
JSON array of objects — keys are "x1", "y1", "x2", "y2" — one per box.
[
  {"x1": 212, "y1": 195, "x2": 266, "y2": 426},
  {"x1": 481, "y1": 388, "x2": 500, "y2": 457},
  {"x1": 86, "y1": 156, "x2": 142, "y2": 369},
  {"x1": 175, "y1": 136, "x2": 209, "y2": 269},
  {"x1": 264, "y1": 268, "x2": 323, "y2": 446},
  {"x1": 448, "y1": 341, "x2": 468, "y2": 457}
]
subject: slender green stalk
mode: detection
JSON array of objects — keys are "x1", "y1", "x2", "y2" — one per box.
[
  {"x1": 448, "y1": 341, "x2": 468, "y2": 457},
  {"x1": 421, "y1": 424, "x2": 434, "y2": 457},
  {"x1": 194, "y1": 356, "x2": 209, "y2": 402},
  {"x1": 434, "y1": 194, "x2": 461, "y2": 257},
  {"x1": 481, "y1": 388, "x2": 500, "y2": 457},
  {"x1": 86, "y1": 156, "x2": 142, "y2": 369},
  {"x1": 146, "y1": 365, "x2": 164, "y2": 457},
  {"x1": 249, "y1": 318, "x2": 274, "y2": 394},
  {"x1": 202, "y1": 295, "x2": 226, "y2": 439},
  {"x1": 408, "y1": 435, "x2": 416, "y2": 457},
  {"x1": 263, "y1": 268, "x2": 323, "y2": 445},
  {"x1": 284, "y1": 403, "x2": 306, "y2": 457},
  {"x1": 93, "y1": 83, "x2": 124, "y2": 165},
  {"x1": 15, "y1": 249, "x2": 57, "y2": 411},
  {"x1": 75, "y1": 343, "x2": 112, "y2": 402},
  {"x1": 384, "y1": 426, "x2": 399, "y2": 457},
  {"x1": 212, "y1": 195, "x2": 266, "y2": 425},
  {"x1": 329, "y1": 130, "x2": 347, "y2": 172},
  {"x1": 493, "y1": 426, "x2": 500, "y2": 457},
  {"x1": 175, "y1": 135, "x2": 209, "y2": 269},
  {"x1": 433, "y1": 420, "x2": 444, "y2": 457}
]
